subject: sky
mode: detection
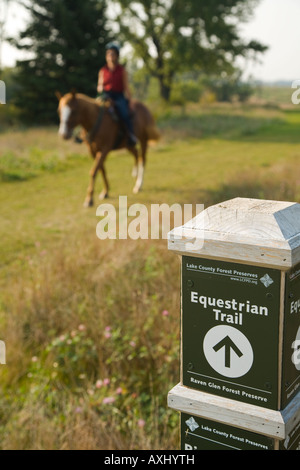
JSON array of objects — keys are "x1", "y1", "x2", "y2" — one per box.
[
  {"x1": 239, "y1": 0, "x2": 300, "y2": 82},
  {"x1": 1, "y1": 0, "x2": 300, "y2": 83}
]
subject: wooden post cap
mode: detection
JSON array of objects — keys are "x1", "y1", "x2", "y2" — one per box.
[{"x1": 168, "y1": 198, "x2": 300, "y2": 269}]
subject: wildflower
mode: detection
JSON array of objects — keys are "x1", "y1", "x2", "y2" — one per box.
[
  {"x1": 162, "y1": 310, "x2": 169, "y2": 316},
  {"x1": 138, "y1": 419, "x2": 145, "y2": 428},
  {"x1": 75, "y1": 407, "x2": 82, "y2": 413},
  {"x1": 78, "y1": 324, "x2": 86, "y2": 331},
  {"x1": 53, "y1": 362, "x2": 58, "y2": 368},
  {"x1": 116, "y1": 387, "x2": 123, "y2": 395},
  {"x1": 96, "y1": 379, "x2": 103, "y2": 388},
  {"x1": 130, "y1": 340, "x2": 136, "y2": 347},
  {"x1": 103, "y1": 396, "x2": 115, "y2": 404},
  {"x1": 104, "y1": 330, "x2": 112, "y2": 339},
  {"x1": 59, "y1": 335, "x2": 66, "y2": 342},
  {"x1": 31, "y1": 356, "x2": 38, "y2": 363},
  {"x1": 103, "y1": 378, "x2": 110, "y2": 386}
]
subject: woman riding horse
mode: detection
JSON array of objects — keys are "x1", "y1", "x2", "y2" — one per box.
[
  {"x1": 97, "y1": 43, "x2": 137, "y2": 147},
  {"x1": 57, "y1": 90, "x2": 160, "y2": 206}
]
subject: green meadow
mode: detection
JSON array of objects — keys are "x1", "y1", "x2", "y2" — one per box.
[{"x1": 0, "y1": 98, "x2": 300, "y2": 449}]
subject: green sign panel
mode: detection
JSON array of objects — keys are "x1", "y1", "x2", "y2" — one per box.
[
  {"x1": 181, "y1": 413, "x2": 275, "y2": 450},
  {"x1": 282, "y1": 263, "x2": 300, "y2": 409},
  {"x1": 279, "y1": 420, "x2": 300, "y2": 450},
  {"x1": 182, "y1": 256, "x2": 281, "y2": 410}
]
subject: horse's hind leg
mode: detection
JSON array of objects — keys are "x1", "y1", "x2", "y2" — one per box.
[
  {"x1": 83, "y1": 150, "x2": 109, "y2": 207},
  {"x1": 129, "y1": 145, "x2": 143, "y2": 194},
  {"x1": 132, "y1": 158, "x2": 138, "y2": 178},
  {"x1": 133, "y1": 139, "x2": 147, "y2": 194}
]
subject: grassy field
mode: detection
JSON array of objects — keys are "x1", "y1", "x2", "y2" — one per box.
[{"x1": 0, "y1": 98, "x2": 300, "y2": 449}]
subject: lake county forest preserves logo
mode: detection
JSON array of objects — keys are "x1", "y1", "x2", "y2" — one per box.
[
  {"x1": 0, "y1": 340, "x2": 6, "y2": 364},
  {"x1": 260, "y1": 274, "x2": 274, "y2": 288}
]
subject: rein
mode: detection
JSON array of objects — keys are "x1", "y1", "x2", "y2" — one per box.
[
  {"x1": 72, "y1": 97, "x2": 121, "y2": 146},
  {"x1": 87, "y1": 106, "x2": 106, "y2": 143}
]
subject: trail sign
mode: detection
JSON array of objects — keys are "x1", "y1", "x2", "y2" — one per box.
[
  {"x1": 182, "y1": 257, "x2": 281, "y2": 409},
  {"x1": 167, "y1": 198, "x2": 300, "y2": 449},
  {"x1": 181, "y1": 413, "x2": 275, "y2": 450},
  {"x1": 282, "y1": 263, "x2": 300, "y2": 408},
  {"x1": 181, "y1": 411, "x2": 300, "y2": 450}
]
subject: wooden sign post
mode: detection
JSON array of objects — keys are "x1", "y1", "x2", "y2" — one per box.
[{"x1": 167, "y1": 198, "x2": 300, "y2": 450}]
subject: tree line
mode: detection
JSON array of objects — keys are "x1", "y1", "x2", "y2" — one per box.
[{"x1": 4, "y1": 0, "x2": 267, "y2": 123}]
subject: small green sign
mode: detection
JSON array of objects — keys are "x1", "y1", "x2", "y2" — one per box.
[
  {"x1": 182, "y1": 256, "x2": 281, "y2": 410},
  {"x1": 279, "y1": 419, "x2": 300, "y2": 450},
  {"x1": 282, "y1": 263, "x2": 300, "y2": 408},
  {"x1": 181, "y1": 413, "x2": 275, "y2": 450}
]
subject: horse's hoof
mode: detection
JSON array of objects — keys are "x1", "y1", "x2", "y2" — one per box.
[
  {"x1": 99, "y1": 191, "x2": 108, "y2": 200},
  {"x1": 133, "y1": 186, "x2": 141, "y2": 194},
  {"x1": 83, "y1": 199, "x2": 93, "y2": 208}
]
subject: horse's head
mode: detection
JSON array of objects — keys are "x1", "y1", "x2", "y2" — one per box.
[{"x1": 56, "y1": 90, "x2": 80, "y2": 140}]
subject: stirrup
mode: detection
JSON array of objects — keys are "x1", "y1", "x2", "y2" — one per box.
[{"x1": 128, "y1": 133, "x2": 137, "y2": 147}]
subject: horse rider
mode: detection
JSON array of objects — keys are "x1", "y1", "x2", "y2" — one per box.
[{"x1": 97, "y1": 42, "x2": 137, "y2": 147}]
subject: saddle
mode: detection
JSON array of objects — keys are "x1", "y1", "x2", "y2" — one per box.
[{"x1": 95, "y1": 94, "x2": 135, "y2": 148}]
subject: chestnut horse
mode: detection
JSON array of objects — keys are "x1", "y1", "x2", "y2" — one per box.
[{"x1": 56, "y1": 91, "x2": 160, "y2": 207}]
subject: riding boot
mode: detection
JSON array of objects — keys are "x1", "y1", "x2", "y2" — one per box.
[{"x1": 128, "y1": 132, "x2": 137, "y2": 147}]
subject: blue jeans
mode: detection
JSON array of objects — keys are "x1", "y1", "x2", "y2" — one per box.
[{"x1": 106, "y1": 91, "x2": 134, "y2": 135}]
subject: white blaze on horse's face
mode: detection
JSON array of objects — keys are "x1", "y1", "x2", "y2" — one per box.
[{"x1": 58, "y1": 105, "x2": 72, "y2": 139}]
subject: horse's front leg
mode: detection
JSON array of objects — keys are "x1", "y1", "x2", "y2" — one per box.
[{"x1": 83, "y1": 150, "x2": 109, "y2": 207}]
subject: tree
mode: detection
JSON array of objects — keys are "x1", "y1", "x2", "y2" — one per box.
[
  {"x1": 0, "y1": 0, "x2": 11, "y2": 71},
  {"x1": 111, "y1": 0, "x2": 267, "y2": 101},
  {"x1": 10, "y1": 0, "x2": 109, "y2": 122}
]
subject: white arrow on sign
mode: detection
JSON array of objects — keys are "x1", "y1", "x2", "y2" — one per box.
[
  {"x1": 292, "y1": 326, "x2": 300, "y2": 371},
  {"x1": 203, "y1": 325, "x2": 254, "y2": 378}
]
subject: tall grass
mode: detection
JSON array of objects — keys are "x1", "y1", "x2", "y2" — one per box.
[
  {"x1": 0, "y1": 235, "x2": 180, "y2": 449},
  {"x1": 0, "y1": 127, "x2": 86, "y2": 182}
]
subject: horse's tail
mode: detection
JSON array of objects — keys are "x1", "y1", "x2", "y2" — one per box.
[{"x1": 146, "y1": 123, "x2": 160, "y2": 141}]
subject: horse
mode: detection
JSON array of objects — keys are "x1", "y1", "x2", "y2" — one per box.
[{"x1": 56, "y1": 91, "x2": 160, "y2": 207}]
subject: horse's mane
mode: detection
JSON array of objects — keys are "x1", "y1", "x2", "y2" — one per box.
[{"x1": 75, "y1": 93, "x2": 101, "y2": 107}]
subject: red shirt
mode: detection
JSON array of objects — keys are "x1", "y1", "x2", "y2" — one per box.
[{"x1": 101, "y1": 64, "x2": 125, "y2": 93}]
